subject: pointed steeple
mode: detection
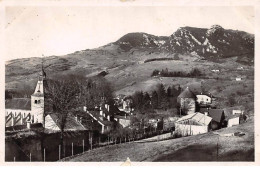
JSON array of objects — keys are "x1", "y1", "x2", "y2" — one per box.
[{"x1": 39, "y1": 54, "x2": 46, "y2": 81}]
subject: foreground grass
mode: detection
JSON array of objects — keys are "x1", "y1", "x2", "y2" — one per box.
[{"x1": 63, "y1": 118, "x2": 254, "y2": 162}]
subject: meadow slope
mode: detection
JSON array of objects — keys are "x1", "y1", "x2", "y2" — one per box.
[{"x1": 62, "y1": 118, "x2": 254, "y2": 162}]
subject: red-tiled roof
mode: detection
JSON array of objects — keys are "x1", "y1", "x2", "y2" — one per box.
[{"x1": 5, "y1": 98, "x2": 31, "y2": 110}]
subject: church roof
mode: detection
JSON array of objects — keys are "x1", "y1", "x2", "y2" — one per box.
[
  {"x1": 5, "y1": 98, "x2": 31, "y2": 110},
  {"x1": 178, "y1": 87, "x2": 196, "y2": 99}
]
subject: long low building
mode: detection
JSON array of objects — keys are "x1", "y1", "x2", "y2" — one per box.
[{"x1": 175, "y1": 113, "x2": 212, "y2": 136}]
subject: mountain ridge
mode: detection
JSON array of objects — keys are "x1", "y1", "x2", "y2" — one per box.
[{"x1": 5, "y1": 25, "x2": 254, "y2": 91}]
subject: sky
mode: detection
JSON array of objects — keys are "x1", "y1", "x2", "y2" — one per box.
[{"x1": 4, "y1": 6, "x2": 254, "y2": 61}]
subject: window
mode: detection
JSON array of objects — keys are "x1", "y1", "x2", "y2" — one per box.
[
  {"x1": 38, "y1": 100, "x2": 41, "y2": 104},
  {"x1": 35, "y1": 100, "x2": 37, "y2": 104}
]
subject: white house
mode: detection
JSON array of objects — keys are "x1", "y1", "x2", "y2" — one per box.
[
  {"x1": 236, "y1": 77, "x2": 242, "y2": 81},
  {"x1": 232, "y1": 109, "x2": 244, "y2": 115},
  {"x1": 227, "y1": 114, "x2": 240, "y2": 127},
  {"x1": 196, "y1": 94, "x2": 212, "y2": 105}
]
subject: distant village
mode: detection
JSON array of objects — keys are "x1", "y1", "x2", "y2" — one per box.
[{"x1": 5, "y1": 66, "x2": 247, "y2": 161}]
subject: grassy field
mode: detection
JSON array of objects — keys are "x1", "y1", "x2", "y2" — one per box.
[{"x1": 62, "y1": 117, "x2": 254, "y2": 162}]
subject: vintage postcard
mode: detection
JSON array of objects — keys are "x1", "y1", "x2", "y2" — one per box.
[{"x1": 0, "y1": 0, "x2": 259, "y2": 166}]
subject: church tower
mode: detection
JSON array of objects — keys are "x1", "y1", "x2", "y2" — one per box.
[{"x1": 31, "y1": 59, "x2": 46, "y2": 125}]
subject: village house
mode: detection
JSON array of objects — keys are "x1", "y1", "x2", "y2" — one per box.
[
  {"x1": 177, "y1": 87, "x2": 196, "y2": 115},
  {"x1": 114, "y1": 114, "x2": 131, "y2": 128},
  {"x1": 44, "y1": 113, "x2": 87, "y2": 132},
  {"x1": 236, "y1": 77, "x2": 242, "y2": 81},
  {"x1": 211, "y1": 69, "x2": 220, "y2": 73},
  {"x1": 121, "y1": 98, "x2": 134, "y2": 113},
  {"x1": 83, "y1": 105, "x2": 114, "y2": 134},
  {"x1": 196, "y1": 93, "x2": 212, "y2": 105},
  {"x1": 232, "y1": 109, "x2": 244, "y2": 115},
  {"x1": 175, "y1": 112, "x2": 212, "y2": 136},
  {"x1": 199, "y1": 108, "x2": 225, "y2": 130},
  {"x1": 227, "y1": 114, "x2": 240, "y2": 127}
]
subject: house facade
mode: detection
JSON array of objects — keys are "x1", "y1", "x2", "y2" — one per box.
[
  {"x1": 177, "y1": 87, "x2": 196, "y2": 115},
  {"x1": 83, "y1": 105, "x2": 114, "y2": 134},
  {"x1": 196, "y1": 94, "x2": 212, "y2": 105},
  {"x1": 175, "y1": 113, "x2": 212, "y2": 136},
  {"x1": 227, "y1": 115, "x2": 240, "y2": 127}
]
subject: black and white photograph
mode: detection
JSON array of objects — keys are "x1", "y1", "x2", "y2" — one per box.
[{"x1": 2, "y1": 1, "x2": 258, "y2": 164}]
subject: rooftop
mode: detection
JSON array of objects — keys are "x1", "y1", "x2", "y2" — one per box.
[
  {"x1": 5, "y1": 98, "x2": 31, "y2": 110},
  {"x1": 208, "y1": 109, "x2": 224, "y2": 123},
  {"x1": 178, "y1": 87, "x2": 196, "y2": 99},
  {"x1": 176, "y1": 113, "x2": 212, "y2": 126}
]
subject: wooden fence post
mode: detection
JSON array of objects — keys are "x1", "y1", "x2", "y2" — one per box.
[
  {"x1": 83, "y1": 139, "x2": 84, "y2": 152},
  {"x1": 43, "y1": 148, "x2": 45, "y2": 162},
  {"x1": 72, "y1": 142, "x2": 73, "y2": 156},
  {"x1": 30, "y1": 153, "x2": 31, "y2": 162},
  {"x1": 14, "y1": 156, "x2": 15, "y2": 162},
  {"x1": 64, "y1": 144, "x2": 66, "y2": 158},
  {"x1": 59, "y1": 145, "x2": 61, "y2": 160}
]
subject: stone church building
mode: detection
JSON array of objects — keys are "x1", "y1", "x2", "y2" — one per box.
[{"x1": 5, "y1": 67, "x2": 46, "y2": 127}]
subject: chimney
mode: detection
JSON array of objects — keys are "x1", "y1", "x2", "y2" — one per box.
[
  {"x1": 26, "y1": 121, "x2": 31, "y2": 129},
  {"x1": 100, "y1": 110, "x2": 103, "y2": 116},
  {"x1": 205, "y1": 112, "x2": 208, "y2": 116},
  {"x1": 107, "y1": 105, "x2": 110, "y2": 112},
  {"x1": 75, "y1": 115, "x2": 78, "y2": 122},
  {"x1": 107, "y1": 115, "x2": 110, "y2": 121},
  {"x1": 83, "y1": 106, "x2": 87, "y2": 112}
]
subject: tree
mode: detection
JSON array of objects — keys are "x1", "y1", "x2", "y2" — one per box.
[
  {"x1": 132, "y1": 91, "x2": 144, "y2": 112},
  {"x1": 228, "y1": 93, "x2": 236, "y2": 106},
  {"x1": 151, "y1": 91, "x2": 158, "y2": 109},
  {"x1": 76, "y1": 76, "x2": 114, "y2": 109},
  {"x1": 151, "y1": 69, "x2": 160, "y2": 77},
  {"x1": 142, "y1": 92, "x2": 151, "y2": 111},
  {"x1": 157, "y1": 83, "x2": 169, "y2": 110},
  {"x1": 167, "y1": 86, "x2": 172, "y2": 97},
  {"x1": 44, "y1": 75, "x2": 82, "y2": 158}
]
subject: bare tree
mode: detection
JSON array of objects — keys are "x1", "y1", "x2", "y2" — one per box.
[{"x1": 44, "y1": 76, "x2": 81, "y2": 158}]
